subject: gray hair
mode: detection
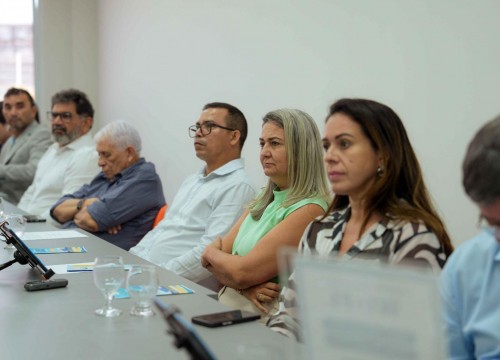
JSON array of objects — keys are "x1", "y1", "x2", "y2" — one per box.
[
  {"x1": 463, "y1": 114, "x2": 500, "y2": 204},
  {"x1": 94, "y1": 120, "x2": 142, "y2": 155}
]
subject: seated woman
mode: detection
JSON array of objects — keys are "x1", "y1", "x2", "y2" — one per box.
[
  {"x1": 267, "y1": 98, "x2": 454, "y2": 340},
  {"x1": 201, "y1": 108, "x2": 331, "y2": 315}
]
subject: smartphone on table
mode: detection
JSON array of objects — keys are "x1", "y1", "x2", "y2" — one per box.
[
  {"x1": 192, "y1": 310, "x2": 260, "y2": 327},
  {"x1": 24, "y1": 214, "x2": 46, "y2": 223}
]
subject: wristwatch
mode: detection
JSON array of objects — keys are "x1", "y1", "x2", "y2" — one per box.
[{"x1": 76, "y1": 199, "x2": 85, "y2": 211}]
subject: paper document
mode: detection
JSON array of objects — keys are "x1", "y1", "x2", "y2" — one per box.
[
  {"x1": 22, "y1": 230, "x2": 88, "y2": 241},
  {"x1": 30, "y1": 246, "x2": 87, "y2": 254},
  {"x1": 50, "y1": 263, "x2": 133, "y2": 274},
  {"x1": 294, "y1": 258, "x2": 446, "y2": 360},
  {"x1": 114, "y1": 285, "x2": 195, "y2": 299}
]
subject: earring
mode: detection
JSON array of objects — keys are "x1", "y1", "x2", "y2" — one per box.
[{"x1": 377, "y1": 166, "x2": 384, "y2": 177}]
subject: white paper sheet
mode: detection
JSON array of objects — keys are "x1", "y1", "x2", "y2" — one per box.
[
  {"x1": 22, "y1": 230, "x2": 88, "y2": 241},
  {"x1": 294, "y1": 258, "x2": 445, "y2": 360}
]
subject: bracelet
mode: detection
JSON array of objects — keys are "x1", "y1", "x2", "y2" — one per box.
[{"x1": 76, "y1": 198, "x2": 85, "y2": 211}]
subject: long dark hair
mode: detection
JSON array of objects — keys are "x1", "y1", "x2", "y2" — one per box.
[{"x1": 326, "y1": 98, "x2": 453, "y2": 256}]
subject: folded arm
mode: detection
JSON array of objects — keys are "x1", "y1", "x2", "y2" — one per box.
[
  {"x1": 51, "y1": 197, "x2": 100, "y2": 231},
  {"x1": 162, "y1": 184, "x2": 255, "y2": 282},
  {"x1": 202, "y1": 204, "x2": 324, "y2": 289}
]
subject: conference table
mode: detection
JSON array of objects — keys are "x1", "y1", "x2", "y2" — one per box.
[{"x1": 0, "y1": 202, "x2": 298, "y2": 360}]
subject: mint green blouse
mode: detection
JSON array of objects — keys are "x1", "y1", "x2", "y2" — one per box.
[{"x1": 231, "y1": 189, "x2": 328, "y2": 257}]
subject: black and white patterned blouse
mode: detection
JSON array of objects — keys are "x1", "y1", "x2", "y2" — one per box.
[{"x1": 267, "y1": 207, "x2": 449, "y2": 341}]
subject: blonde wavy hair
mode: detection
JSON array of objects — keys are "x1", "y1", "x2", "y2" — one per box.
[{"x1": 249, "y1": 109, "x2": 331, "y2": 220}]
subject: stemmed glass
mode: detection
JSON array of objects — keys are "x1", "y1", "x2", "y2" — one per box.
[
  {"x1": 93, "y1": 256, "x2": 125, "y2": 317},
  {"x1": 0, "y1": 197, "x2": 7, "y2": 247},
  {"x1": 1, "y1": 214, "x2": 26, "y2": 249},
  {"x1": 0, "y1": 197, "x2": 6, "y2": 218},
  {"x1": 127, "y1": 264, "x2": 159, "y2": 317}
]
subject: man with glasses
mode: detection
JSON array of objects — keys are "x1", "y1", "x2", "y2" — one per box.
[
  {"x1": 18, "y1": 89, "x2": 100, "y2": 222},
  {"x1": 130, "y1": 102, "x2": 255, "y2": 284},
  {"x1": 440, "y1": 114, "x2": 500, "y2": 359},
  {"x1": 0, "y1": 88, "x2": 52, "y2": 204}
]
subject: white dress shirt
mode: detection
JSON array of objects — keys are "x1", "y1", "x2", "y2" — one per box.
[
  {"x1": 130, "y1": 158, "x2": 255, "y2": 282},
  {"x1": 18, "y1": 132, "x2": 100, "y2": 223}
]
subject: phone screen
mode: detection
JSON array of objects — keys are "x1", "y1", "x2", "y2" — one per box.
[{"x1": 192, "y1": 310, "x2": 260, "y2": 327}]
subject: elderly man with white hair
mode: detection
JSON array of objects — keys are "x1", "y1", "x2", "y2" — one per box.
[{"x1": 51, "y1": 120, "x2": 165, "y2": 250}]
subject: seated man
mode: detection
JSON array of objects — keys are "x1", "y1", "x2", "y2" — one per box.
[
  {"x1": 130, "y1": 102, "x2": 255, "y2": 283},
  {"x1": 440, "y1": 114, "x2": 500, "y2": 359},
  {"x1": 51, "y1": 120, "x2": 165, "y2": 250},
  {"x1": 0, "y1": 88, "x2": 52, "y2": 204},
  {"x1": 18, "y1": 89, "x2": 100, "y2": 222}
]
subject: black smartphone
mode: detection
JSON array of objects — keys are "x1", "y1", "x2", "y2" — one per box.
[
  {"x1": 192, "y1": 310, "x2": 260, "y2": 328},
  {"x1": 24, "y1": 278, "x2": 68, "y2": 291},
  {"x1": 24, "y1": 214, "x2": 46, "y2": 223}
]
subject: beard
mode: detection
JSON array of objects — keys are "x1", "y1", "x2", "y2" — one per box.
[{"x1": 52, "y1": 125, "x2": 81, "y2": 146}]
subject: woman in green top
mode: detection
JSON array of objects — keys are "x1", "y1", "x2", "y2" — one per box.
[{"x1": 201, "y1": 108, "x2": 331, "y2": 315}]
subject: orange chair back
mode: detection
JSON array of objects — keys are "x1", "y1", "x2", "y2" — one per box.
[{"x1": 153, "y1": 204, "x2": 168, "y2": 228}]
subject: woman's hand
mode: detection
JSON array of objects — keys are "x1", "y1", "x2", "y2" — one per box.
[{"x1": 242, "y1": 281, "x2": 281, "y2": 314}]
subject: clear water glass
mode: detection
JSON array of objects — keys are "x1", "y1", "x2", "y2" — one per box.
[
  {"x1": 0, "y1": 197, "x2": 6, "y2": 218},
  {"x1": 127, "y1": 264, "x2": 158, "y2": 317},
  {"x1": 93, "y1": 256, "x2": 125, "y2": 317},
  {"x1": 2, "y1": 214, "x2": 26, "y2": 249}
]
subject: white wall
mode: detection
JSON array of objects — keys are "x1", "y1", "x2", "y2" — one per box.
[
  {"x1": 38, "y1": 0, "x2": 500, "y2": 246},
  {"x1": 34, "y1": 0, "x2": 98, "y2": 124}
]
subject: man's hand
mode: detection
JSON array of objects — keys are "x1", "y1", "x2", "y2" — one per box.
[
  {"x1": 107, "y1": 224, "x2": 122, "y2": 235},
  {"x1": 81, "y1": 197, "x2": 100, "y2": 209}
]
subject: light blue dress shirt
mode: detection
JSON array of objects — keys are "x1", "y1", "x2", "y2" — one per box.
[
  {"x1": 440, "y1": 231, "x2": 500, "y2": 359},
  {"x1": 129, "y1": 159, "x2": 255, "y2": 282}
]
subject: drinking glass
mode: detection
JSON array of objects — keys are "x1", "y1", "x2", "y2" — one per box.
[
  {"x1": 2, "y1": 214, "x2": 26, "y2": 249},
  {"x1": 93, "y1": 256, "x2": 125, "y2": 317},
  {"x1": 127, "y1": 264, "x2": 159, "y2": 317},
  {"x1": 0, "y1": 197, "x2": 7, "y2": 246},
  {"x1": 0, "y1": 197, "x2": 6, "y2": 218}
]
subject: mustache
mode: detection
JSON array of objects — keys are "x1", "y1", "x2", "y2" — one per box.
[{"x1": 52, "y1": 125, "x2": 67, "y2": 133}]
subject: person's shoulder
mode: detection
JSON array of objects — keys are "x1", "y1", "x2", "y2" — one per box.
[
  {"x1": 68, "y1": 133, "x2": 96, "y2": 151},
  {"x1": 217, "y1": 160, "x2": 254, "y2": 186},
  {"x1": 29, "y1": 122, "x2": 51, "y2": 139},
  {"x1": 136, "y1": 159, "x2": 157, "y2": 173},
  {"x1": 214, "y1": 158, "x2": 246, "y2": 175},
  {"x1": 441, "y1": 232, "x2": 496, "y2": 288},
  {"x1": 447, "y1": 232, "x2": 495, "y2": 267},
  {"x1": 299, "y1": 195, "x2": 329, "y2": 211}
]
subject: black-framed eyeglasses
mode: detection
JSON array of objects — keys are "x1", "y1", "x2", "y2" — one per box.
[
  {"x1": 47, "y1": 111, "x2": 75, "y2": 122},
  {"x1": 188, "y1": 122, "x2": 236, "y2": 138}
]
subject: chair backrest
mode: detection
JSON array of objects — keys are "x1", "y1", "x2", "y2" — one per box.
[{"x1": 153, "y1": 204, "x2": 168, "y2": 228}]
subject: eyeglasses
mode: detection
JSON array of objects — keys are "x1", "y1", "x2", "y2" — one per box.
[
  {"x1": 47, "y1": 111, "x2": 74, "y2": 122},
  {"x1": 188, "y1": 122, "x2": 236, "y2": 138}
]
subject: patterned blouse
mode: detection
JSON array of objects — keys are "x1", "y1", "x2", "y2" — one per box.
[{"x1": 266, "y1": 207, "x2": 449, "y2": 341}]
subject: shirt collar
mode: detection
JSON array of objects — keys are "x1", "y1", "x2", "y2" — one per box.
[
  {"x1": 103, "y1": 158, "x2": 145, "y2": 184},
  {"x1": 199, "y1": 158, "x2": 244, "y2": 179},
  {"x1": 56, "y1": 132, "x2": 94, "y2": 152}
]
